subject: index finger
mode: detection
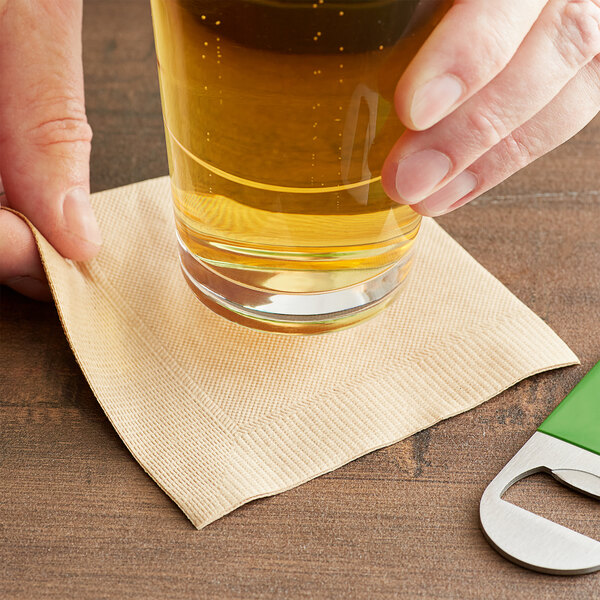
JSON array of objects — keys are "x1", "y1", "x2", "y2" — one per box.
[{"x1": 396, "y1": 0, "x2": 548, "y2": 130}]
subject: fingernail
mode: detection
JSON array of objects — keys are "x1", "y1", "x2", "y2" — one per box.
[
  {"x1": 394, "y1": 149, "x2": 452, "y2": 204},
  {"x1": 418, "y1": 171, "x2": 478, "y2": 217},
  {"x1": 62, "y1": 187, "x2": 102, "y2": 247},
  {"x1": 411, "y1": 74, "x2": 465, "y2": 130}
]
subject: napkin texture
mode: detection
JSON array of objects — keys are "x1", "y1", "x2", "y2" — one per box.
[{"x1": 21, "y1": 176, "x2": 577, "y2": 529}]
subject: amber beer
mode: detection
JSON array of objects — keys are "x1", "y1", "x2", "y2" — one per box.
[{"x1": 150, "y1": 0, "x2": 451, "y2": 333}]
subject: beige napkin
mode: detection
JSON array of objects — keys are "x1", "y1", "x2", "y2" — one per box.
[{"x1": 20, "y1": 176, "x2": 577, "y2": 529}]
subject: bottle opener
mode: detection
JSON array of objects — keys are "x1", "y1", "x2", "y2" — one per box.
[{"x1": 480, "y1": 362, "x2": 600, "y2": 575}]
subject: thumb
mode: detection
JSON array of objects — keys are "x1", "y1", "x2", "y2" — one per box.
[{"x1": 0, "y1": 0, "x2": 101, "y2": 262}]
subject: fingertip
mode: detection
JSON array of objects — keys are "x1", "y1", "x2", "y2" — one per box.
[
  {"x1": 445, "y1": 193, "x2": 477, "y2": 215},
  {"x1": 4, "y1": 276, "x2": 52, "y2": 302},
  {"x1": 49, "y1": 229, "x2": 102, "y2": 262},
  {"x1": 394, "y1": 80, "x2": 418, "y2": 131},
  {"x1": 0, "y1": 208, "x2": 51, "y2": 300},
  {"x1": 2, "y1": 181, "x2": 102, "y2": 263},
  {"x1": 55, "y1": 186, "x2": 102, "y2": 261},
  {"x1": 36, "y1": 187, "x2": 103, "y2": 262},
  {"x1": 411, "y1": 170, "x2": 479, "y2": 217},
  {"x1": 57, "y1": 236, "x2": 102, "y2": 262},
  {"x1": 395, "y1": 73, "x2": 465, "y2": 132},
  {"x1": 381, "y1": 152, "x2": 404, "y2": 204}
]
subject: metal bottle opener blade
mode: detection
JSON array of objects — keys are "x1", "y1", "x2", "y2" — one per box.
[{"x1": 480, "y1": 362, "x2": 600, "y2": 575}]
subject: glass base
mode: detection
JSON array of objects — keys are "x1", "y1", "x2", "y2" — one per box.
[{"x1": 178, "y1": 239, "x2": 414, "y2": 334}]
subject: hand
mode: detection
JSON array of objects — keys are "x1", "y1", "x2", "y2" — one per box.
[
  {"x1": 0, "y1": 0, "x2": 101, "y2": 301},
  {"x1": 381, "y1": 0, "x2": 600, "y2": 216}
]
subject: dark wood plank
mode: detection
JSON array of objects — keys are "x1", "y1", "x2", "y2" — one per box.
[{"x1": 1, "y1": 1, "x2": 599, "y2": 598}]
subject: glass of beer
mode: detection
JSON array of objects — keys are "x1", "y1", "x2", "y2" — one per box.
[{"x1": 150, "y1": 0, "x2": 450, "y2": 334}]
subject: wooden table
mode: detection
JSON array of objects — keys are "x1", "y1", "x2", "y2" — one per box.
[{"x1": 1, "y1": 2, "x2": 599, "y2": 598}]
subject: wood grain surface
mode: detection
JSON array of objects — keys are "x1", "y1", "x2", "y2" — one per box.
[{"x1": 1, "y1": 1, "x2": 599, "y2": 598}]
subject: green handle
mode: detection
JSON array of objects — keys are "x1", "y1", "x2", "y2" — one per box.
[{"x1": 538, "y1": 362, "x2": 600, "y2": 456}]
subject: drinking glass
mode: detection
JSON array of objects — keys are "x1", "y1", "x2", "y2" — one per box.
[{"x1": 150, "y1": 0, "x2": 451, "y2": 333}]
